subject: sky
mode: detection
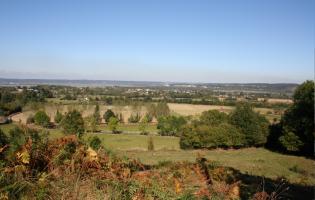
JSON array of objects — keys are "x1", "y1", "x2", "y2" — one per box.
[{"x1": 0, "y1": 0, "x2": 314, "y2": 83}]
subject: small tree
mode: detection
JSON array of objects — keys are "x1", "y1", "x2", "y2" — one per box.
[
  {"x1": 103, "y1": 109, "x2": 115, "y2": 123},
  {"x1": 54, "y1": 110, "x2": 64, "y2": 124},
  {"x1": 93, "y1": 104, "x2": 101, "y2": 124},
  {"x1": 34, "y1": 110, "x2": 50, "y2": 128},
  {"x1": 157, "y1": 115, "x2": 187, "y2": 136},
  {"x1": 279, "y1": 131, "x2": 303, "y2": 152},
  {"x1": 85, "y1": 115, "x2": 98, "y2": 132},
  {"x1": 143, "y1": 113, "x2": 153, "y2": 123},
  {"x1": 155, "y1": 102, "x2": 170, "y2": 118},
  {"x1": 147, "y1": 136, "x2": 154, "y2": 151},
  {"x1": 128, "y1": 113, "x2": 141, "y2": 123},
  {"x1": 61, "y1": 110, "x2": 85, "y2": 137},
  {"x1": 89, "y1": 136, "x2": 102, "y2": 150},
  {"x1": 139, "y1": 116, "x2": 149, "y2": 135},
  {"x1": 108, "y1": 117, "x2": 119, "y2": 134}
]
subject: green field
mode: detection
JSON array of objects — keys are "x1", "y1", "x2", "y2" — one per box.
[
  {"x1": 1, "y1": 123, "x2": 314, "y2": 187},
  {"x1": 122, "y1": 148, "x2": 315, "y2": 186},
  {"x1": 98, "y1": 123, "x2": 158, "y2": 133}
]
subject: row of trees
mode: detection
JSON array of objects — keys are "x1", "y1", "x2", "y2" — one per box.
[{"x1": 178, "y1": 105, "x2": 269, "y2": 149}]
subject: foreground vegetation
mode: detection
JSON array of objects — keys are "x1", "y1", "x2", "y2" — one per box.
[{"x1": 0, "y1": 126, "x2": 314, "y2": 199}]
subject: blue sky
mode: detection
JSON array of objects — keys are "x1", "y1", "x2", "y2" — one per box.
[{"x1": 0, "y1": 0, "x2": 313, "y2": 83}]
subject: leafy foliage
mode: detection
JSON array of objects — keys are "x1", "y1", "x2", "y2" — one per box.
[
  {"x1": 89, "y1": 136, "x2": 102, "y2": 150},
  {"x1": 229, "y1": 104, "x2": 269, "y2": 146},
  {"x1": 60, "y1": 110, "x2": 85, "y2": 137},
  {"x1": 34, "y1": 111, "x2": 50, "y2": 128},
  {"x1": 108, "y1": 117, "x2": 119, "y2": 134},
  {"x1": 280, "y1": 80, "x2": 314, "y2": 155},
  {"x1": 128, "y1": 113, "x2": 141, "y2": 123},
  {"x1": 157, "y1": 115, "x2": 187, "y2": 136},
  {"x1": 103, "y1": 109, "x2": 116, "y2": 123},
  {"x1": 267, "y1": 80, "x2": 314, "y2": 155},
  {"x1": 180, "y1": 104, "x2": 268, "y2": 149},
  {"x1": 54, "y1": 110, "x2": 63, "y2": 124}
]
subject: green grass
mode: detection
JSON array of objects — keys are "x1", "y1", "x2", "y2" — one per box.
[
  {"x1": 86, "y1": 133, "x2": 179, "y2": 151},
  {"x1": 98, "y1": 123, "x2": 158, "y2": 133},
  {"x1": 122, "y1": 148, "x2": 315, "y2": 186},
  {"x1": 2, "y1": 123, "x2": 314, "y2": 186}
]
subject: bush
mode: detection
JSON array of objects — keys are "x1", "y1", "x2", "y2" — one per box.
[
  {"x1": 89, "y1": 136, "x2": 102, "y2": 150},
  {"x1": 199, "y1": 110, "x2": 228, "y2": 126},
  {"x1": 108, "y1": 117, "x2": 119, "y2": 134},
  {"x1": 139, "y1": 116, "x2": 149, "y2": 135},
  {"x1": 54, "y1": 110, "x2": 63, "y2": 124},
  {"x1": 34, "y1": 110, "x2": 50, "y2": 128},
  {"x1": 103, "y1": 109, "x2": 115, "y2": 123},
  {"x1": 179, "y1": 123, "x2": 245, "y2": 149},
  {"x1": 128, "y1": 113, "x2": 141, "y2": 123},
  {"x1": 279, "y1": 131, "x2": 303, "y2": 152},
  {"x1": 157, "y1": 115, "x2": 187, "y2": 136},
  {"x1": 60, "y1": 110, "x2": 85, "y2": 137},
  {"x1": 147, "y1": 136, "x2": 154, "y2": 151}
]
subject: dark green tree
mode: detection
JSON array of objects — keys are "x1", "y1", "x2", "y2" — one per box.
[
  {"x1": 34, "y1": 110, "x2": 50, "y2": 128},
  {"x1": 61, "y1": 110, "x2": 85, "y2": 137},
  {"x1": 93, "y1": 104, "x2": 101, "y2": 124},
  {"x1": 279, "y1": 80, "x2": 314, "y2": 154},
  {"x1": 157, "y1": 115, "x2": 187, "y2": 136},
  {"x1": 103, "y1": 109, "x2": 115, "y2": 123},
  {"x1": 229, "y1": 104, "x2": 269, "y2": 146}
]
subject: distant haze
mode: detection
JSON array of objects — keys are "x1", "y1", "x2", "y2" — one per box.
[{"x1": 0, "y1": 0, "x2": 313, "y2": 83}]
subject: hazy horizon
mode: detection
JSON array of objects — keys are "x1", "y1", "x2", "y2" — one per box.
[{"x1": 0, "y1": 0, "x2": 314, "y2": 83}]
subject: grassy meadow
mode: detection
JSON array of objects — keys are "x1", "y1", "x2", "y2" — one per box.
[{"x1": 1, "y1": 122, "x2": 314, "y2": 187}]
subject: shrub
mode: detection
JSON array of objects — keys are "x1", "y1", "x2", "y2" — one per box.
[
  {"x1": 108, "y1": 117, "x2": 119, "y2": 134},
  {"x1": 103, "y1": 109, "x2": 115, "y2": 123},
  {"x1": 157, "y1": 115, "x2": 187, "y2": 136},
  {"x1": 60, "y1": 110, "x2": 85, "y2": 137},
  {"x1": 199, "y1": 110, "x2": 228, "y2": 126},
  {"x1": 147, "y1": 136, "x2": 154, "y2": 151},
  {"x1": 89, "y1": 136, "x2": 102, "y2": 150},
  {"x1": 128, "y1": 113, "x2": 141, "y2": 123},
  {"x1": 279, "y1": 131, "x2": 303, "y2": 152},
  {"x1": 34, "y1": 110, "x2": 50, "y2": 128},
  {"x1": 54, "y1": 110, "x2": 63, "y2": 124},
  {"x1": 139, "y1": 117, "x2": 149, "y2": 135},
  {"x1": 93, "y1": 104, "x2": 101, "y2": 124},
  {"x1": 179, "y1": 123, "x2": 245, "y2": 149}
]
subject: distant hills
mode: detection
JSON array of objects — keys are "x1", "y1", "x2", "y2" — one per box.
[{"x1": 0, "y1": 78, "x2": 298, "y2": 93}]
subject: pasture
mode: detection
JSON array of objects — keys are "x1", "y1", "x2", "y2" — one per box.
[{"x1": 1, "y1": 123, "x2": 314, "y2": 187}]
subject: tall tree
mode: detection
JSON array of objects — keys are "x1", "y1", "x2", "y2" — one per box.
[
  {"x1": 229, "y1": 104, "x2": 269, "y2": 146},
  {"x1": 280, "y1": 80, "x2": 314, "y2": 155}
]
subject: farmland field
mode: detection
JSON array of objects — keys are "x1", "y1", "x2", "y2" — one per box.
[{"x1": 11, "y1": 102, "x2": 280, "y2": 124}]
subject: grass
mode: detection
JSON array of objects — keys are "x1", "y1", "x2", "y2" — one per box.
[
  {"x1": 86, "y1": 133, "x2": 179, "y2": 151},
  {"x1": 98, "y1": 123, "x2": 157, "y2": 133},
  {"x1": 122, "y1": 148, "x2": 315, "y2": 186},
  {"x1": 1, "y1": 123, "x2": 314, "y2": 187}
]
